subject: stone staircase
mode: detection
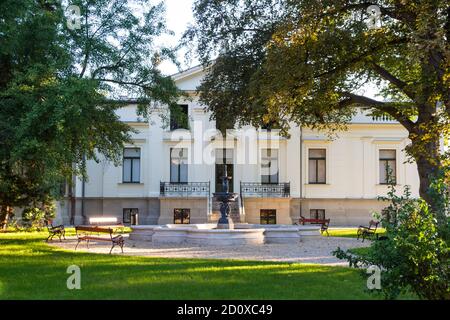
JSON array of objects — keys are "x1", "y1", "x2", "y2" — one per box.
[{"x1": 210, "y1": 196, "x2": 242, "y2": 223}]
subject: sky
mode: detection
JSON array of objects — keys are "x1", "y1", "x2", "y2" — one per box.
[{"x1": 158, "y1": 0, "x2": 196, "y2": 76}]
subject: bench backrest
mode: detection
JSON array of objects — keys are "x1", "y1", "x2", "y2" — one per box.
[
  {"x1": 76, "y1": 226, "x2": 113, "y2": 235},
  {"x1": 300, "y1": 217, "x2": 328, "y2": 222},
  {"x1": 368, "y1": 220, "x2": 380, "y2": 230}
]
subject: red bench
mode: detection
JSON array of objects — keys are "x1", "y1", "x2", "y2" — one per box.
[{"x1": 299, "y1": 217, "x2": 330, "y2": 236}]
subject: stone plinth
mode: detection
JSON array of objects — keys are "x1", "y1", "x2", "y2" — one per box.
[
  {"x1": 128, "y1": 225, "x2": 158, "y2": 241},
  {"x1": 263, "y1": 228, "x2": 301, "y2": 244},
  {"x1": 186, "y1": 229, "x2": 264, "y2": 245}
]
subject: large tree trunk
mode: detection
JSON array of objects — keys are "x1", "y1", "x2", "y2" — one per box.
[
  {"x1": 68, "y1": 183, "x2": 76, "y2": 225},
  {"x1": 409, "y1": 133, "x2": 447, "y2": 227}
]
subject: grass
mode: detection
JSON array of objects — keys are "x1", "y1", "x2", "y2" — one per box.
[
  {"x1": 0, "y1": 231, "x2": 387, "y2": 300},
  {"x1": 326, "y1": 228, "x2": 386, "y2": 239}
]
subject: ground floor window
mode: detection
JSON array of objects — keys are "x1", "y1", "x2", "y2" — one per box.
[
  {"x1": 123, "y1": 208, "x2": 139, "y2": 225},
  {"x1": 174, "y1": 209, "x2": 190, "y2": 224},
  {"x1": 310, "y1": 209, "x2": 325, "y2": 221},
  {"x1": 260, "y1": 209, "x2": 277, "y2": 224}
]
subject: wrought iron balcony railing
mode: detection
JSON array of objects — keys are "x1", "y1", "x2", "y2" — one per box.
[
  {"x1": 240, "y1": 182, "x2": 290, "y2": 198},
  {"x1": 160, "y1": 182, "x2": 210, "y2": 197}
]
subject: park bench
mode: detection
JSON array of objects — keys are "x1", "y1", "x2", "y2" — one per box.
[
  {"x1": 298, "y1": 216, "x2": 330, "y2": 236},
  {"x1": 75, "y1": 226, "x2": 125, "y2": 254},
  {"x1": 45, "y1": 221, "x2": 66, "y2": 242},
  {"x1": 357, "y1": 220, "x2": 380, "y2": 242}
]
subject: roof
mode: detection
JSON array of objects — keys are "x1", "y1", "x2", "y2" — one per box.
[{"x1": 170, "y1": 63, "x2": 208, "y2": 82}]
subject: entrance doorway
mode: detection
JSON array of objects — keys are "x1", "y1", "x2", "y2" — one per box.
[{"x1": 215, "y1": 148, "x2": 234, "y2": 192}]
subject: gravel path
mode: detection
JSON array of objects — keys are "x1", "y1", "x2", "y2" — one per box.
[{"x1": 49, "y1": 235, "x2": 370, "y2": 266}]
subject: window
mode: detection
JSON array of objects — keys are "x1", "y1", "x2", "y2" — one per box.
[
  {"x1": 310, "y1": 209, "x2": 325, "y2": 221},
  {"x1": 174, "y1": 209, "x2": 190, "y2": 224},
  {"x1": 260, "y1": 209, "x2": 277, "y2": 224},
  {"x1": 123, "y1": 148, "x2": 141, "y2": 183},
  {"x1": 308, "y1": 149, "x2": 326, "y2": 184},
  {"x1": 379, "y1": 149, "x2": 396, "y2": 184},
  {"x1": 123, "y1": 208, "x2": 139, "y2": 225},
  {"x1": 170, "y1": 148, "x2": 188, "y2": 183},
  {"x1": 170, "y1": 104, "x2": 189, "y2": 130},
  {"x1": 261, "y1": 149, "x2": 279, "y2": 184}
]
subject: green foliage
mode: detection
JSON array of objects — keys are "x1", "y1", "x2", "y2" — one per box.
[
  {"x1": 186, "y1": 0, "x2": 450, "y2": 209},
  {"x1": 21, "y1": 204, "x2": 56, "y2": 230},
  {"x1": 0, "y1": 0, "x2": 181, "y2": 225},
  {"x1": 334, "y1": 179, "x2": 450, "y2": 300}
]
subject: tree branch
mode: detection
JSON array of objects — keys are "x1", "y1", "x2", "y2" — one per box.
[
  {"x1": 370, "y1": 62, "x2": 415, "y2": 101},
  {"x1": 339, "y1": 92, "x2": 415, "y2": 131},
  {"x1": 316, "y1": 1, "x2": 416, "y2": 25},
  {"x1": 96, "y1": 78, "x2": 147, "y2": 87},
  {"x1": 313, "y1": 38, "x2": 407, "y2": 80}
]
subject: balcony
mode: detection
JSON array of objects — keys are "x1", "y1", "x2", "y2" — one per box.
[
  {"x1": 240, "y1": 182, "x2": 290, "y2": 198},
  {"x1": 160, "y1": 182, "x2": 210, "y2": 197}
]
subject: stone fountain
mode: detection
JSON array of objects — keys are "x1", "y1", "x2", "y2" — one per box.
[{"x1": 129, "y1": 166, "x2": 322, "y2": 245}]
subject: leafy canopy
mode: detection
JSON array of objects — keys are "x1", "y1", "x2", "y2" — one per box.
[
  {"x1": 186, "y1": 0, "x2": 450, "y2": 207},
  {"x1": 0, "y1": 0, "x2": 180, "y2": 218}
]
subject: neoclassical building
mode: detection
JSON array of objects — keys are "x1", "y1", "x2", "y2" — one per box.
[{"x1": 57, "y1": 65, "x2": 421, "y2": 226}]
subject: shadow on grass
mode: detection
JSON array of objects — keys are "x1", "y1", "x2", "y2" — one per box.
[{"x1": 0, "y1": 233, "x2": 389, "y2": 300}]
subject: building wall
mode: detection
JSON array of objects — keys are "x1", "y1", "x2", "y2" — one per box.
[
  {"x1": 58, "y1": 67, "x2": 421, "y2": 227},
  {"x1": 159, "y1": 198, "x2": 208, "y2": 224},
  {"x1": 300, "y1": 199, "x2": 389, "y2": 227},
  {"x1": 243, "y1": 198, "x2": 292, "y2": 225},
  {"x1": 68, "y1": 198, "x2": 160, "y2": 225},
  {"x1": 301, "y1": 125, "x2": 419, "y2": 200}
]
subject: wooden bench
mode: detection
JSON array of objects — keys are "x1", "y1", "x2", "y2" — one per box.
[
  {"x1": 299, "y1": 216, "x2": 330, "y2": 236},
  {"x1": 357, "y1": 220, "x2": 380, "y2": 242},
  {"x1": 45, "y1": 221, "x2": 66, "y2": 242},
  {"x1": 75, "y1": 226, "x2": 124, "y2": 254}
]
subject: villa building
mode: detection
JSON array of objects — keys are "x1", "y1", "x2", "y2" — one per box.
[{"x1": 57, "y1": 65, "x2": 421, "y2": 226}]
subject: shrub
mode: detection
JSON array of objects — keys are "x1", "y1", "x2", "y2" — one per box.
[
  {"x1": 21, "y1": 204, "x2": 56, "y2": 231},
  {"x1": 334, "y1": 177, "x2": 450, "y2": 300}
]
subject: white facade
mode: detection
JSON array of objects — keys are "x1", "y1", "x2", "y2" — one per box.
[{"x1": 60, "y1": 66, "x2": 420, "y2": 226}]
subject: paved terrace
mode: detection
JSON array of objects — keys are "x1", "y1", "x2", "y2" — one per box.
[{"x1": 50, "y1": 235, "x2": 370, "y2": 266}]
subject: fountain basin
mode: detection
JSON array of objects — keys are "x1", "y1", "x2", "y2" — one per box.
[
  {"x1": 186, "y1": 228, "x2": 264, "y2": 245},
  {"x1": 128, "y1": 225, "x2": 157, "y2": 241},
  {"x1": 130, "y1": 224, "x2": 321, "y2": 245}
]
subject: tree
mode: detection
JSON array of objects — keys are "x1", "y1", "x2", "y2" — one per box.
[
  {"x1": 0, "y1": 0, "x2": 180, "y2": 228},
  {"x1": 185, "y1": 0, "x2": 450, "y2": 221}
]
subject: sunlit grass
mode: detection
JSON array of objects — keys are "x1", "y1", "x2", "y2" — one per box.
[
  {"x1": 0, "y1": 231, "x2": 395, "y2": 300},
  {"x1": 326, "y1": 228, "x2": 386, "y2": 238}
]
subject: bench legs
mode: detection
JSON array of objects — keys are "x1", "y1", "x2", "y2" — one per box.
[
  {"x1": 75, "y1": 239, "x2": 124, "y2": 254},
  {"x1": 75, "y1": 238, "x2": 81, "y2": 251},
  {"x1": 110, "y1": 238, "x2": 125, "y2": 254},
  {"x1": 47, "y1": 230, "x2": 65, "y2": 242}
]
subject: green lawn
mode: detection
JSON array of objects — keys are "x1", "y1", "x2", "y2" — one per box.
[{"x1": 0, "y1": 231, "x2": 385, "y2": 300}]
